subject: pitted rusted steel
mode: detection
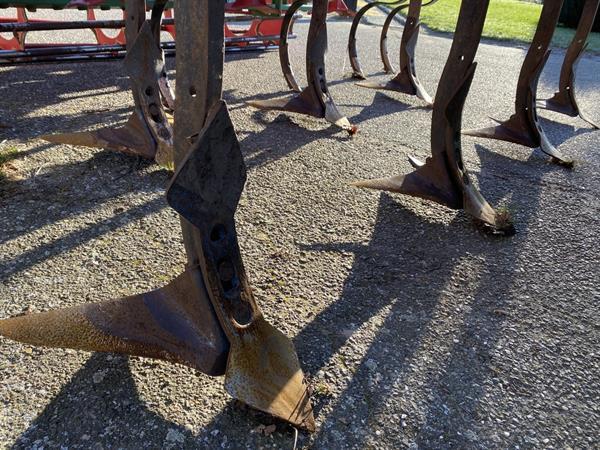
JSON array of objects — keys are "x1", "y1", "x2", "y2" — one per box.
[
  {"x1": 41, "y1": 0, "x2": 174, "y2": 164},
  {"x1": 171, "y1": 0, "x2": 314, "y2": 430},
  {"x1": 357, "y1": 0, "x2": 437, "y2": 106},
  {"x1": 250, "y1": 0, "x2": 355, "y2": 134},
  {"x1": 348, "y1": 0, "x2": 405, "y2": 79},
  {"x1": 463, "y1": 0, "x2": 573, "y2": 167},
  {"x1": 0, "y1": 269, "x2": 230, "y2": 375},
  {"x1": 1, "y1": 0, "x2": 315, "y2": 432},
  {"x1": 150, "y1": 0, "x2": 176, "y2": 111},
  {"x1": 354, "y1": 0, "x2": 512, "y2": 233},
  {"x1": 538, "y1": 0, "x2": 599, "y2": 129}
]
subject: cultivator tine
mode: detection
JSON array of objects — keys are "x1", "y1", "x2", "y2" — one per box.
[
  {"x1": 151, "y1": 0, "x2": 176, "y2": 111},
  {"x1": 538, "y1": 0, "x2": 600, "y2": 129},
  {"x1": 357, "y1": 0, "x2": 434, "y2": 106},
  {"x1": 42, "y1": 0, "x2": 174, "y2": 164},
  {"x1": 167, "y1": 101, "x2": 314, "y2": 430},
  {"x1": 348, "y1": 0, "x2": 405, "y2": 79},
  {"x1": 249, "y1": 0, "x2": 355, "y2": 134},
  {"x1": 0, "y1": 269, "x2": 229, "y2": 376},
  {"x1": 278, "y1": 0, "x2": 304, "y2": 92},
  {"x1": 354, "y1": 0, "x2": 512, "y2": 233},
  {"x1": 379, "y1": 2, "x2": 407, "y2": 74},
  {"x1": 1, "y1": 0, "x2": 315, "y2": 433},
  {"x1": 463, "y1": 0, "x2": 573, "y2": 167},
  {"x1": 171, "y1": 0, "x2": 315, "y2": 430}
]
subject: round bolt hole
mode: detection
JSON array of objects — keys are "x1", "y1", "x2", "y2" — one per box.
[
  {"x1": 189, "y1": 86, "x2": 197, "y2": 98},
  {"x1": 145, "y1": 86, "x2": 154, "y2": 97}
]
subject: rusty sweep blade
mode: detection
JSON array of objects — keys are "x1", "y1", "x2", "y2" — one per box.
[
  {"x1": 353, "y1": 0, "x2": 511, "y2": 233},
  {"x1": 0, "y1": 268, "x2": 229, "y2": 376},
  {"x1": 167, "y1": 100, "x2": 315, "y2": 431},
  {"x1": 538, "y1": 0, "x2": 600, "y2": 129},
  {"x1": 249, "y1": 0, "x2": 355, "y2": 134},
  {"x1": 463, "y1": 0, "x2": 574, "y2": 167}
]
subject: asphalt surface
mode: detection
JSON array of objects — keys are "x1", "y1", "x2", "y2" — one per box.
[{"x1": 0, "y1": 10, "x2": 599, "y2": 450}]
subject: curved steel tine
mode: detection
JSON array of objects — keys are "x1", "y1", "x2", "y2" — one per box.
[
  {"x1": 380, "y1": 3, "x2": 407, "y2": 74},
  {"x1": 379, "y1": 0, "x2": 438, "y2": 74},
  {"x1": 358, "y1": 0, "x2": 434, "y2": 107},
  {"x1": 348, "y1": 0, "x2": 406, "y2": 79},
  {"x1": 151, "y1": 0, "x2": 176, "y2": 111},
  {"x1": 463, "y1": 0, "x2": 573, "y2": 167},
  {"x1": 538, "y1": 0, "x2": 600, "y2": 129},
  {"x1": 278, "y1": 0, "x2": 305, "y2": 92},
  {"x1": 172, "y1": 0, "x2": 315, "y2": 430},
  {"x1": 250, "y1": 0, "x2": 355, "y2": 134},
  {"x1": 355, "y1": 0, "x2": 511, "y2": 233}
]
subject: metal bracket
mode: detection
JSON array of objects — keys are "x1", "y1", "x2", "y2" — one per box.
[
  {"x1": 538, "y1": 0, "x2": 600, "y2": 129},
  {"x1": 463, "y1": 0, "x2": 574, "y2": 167}
]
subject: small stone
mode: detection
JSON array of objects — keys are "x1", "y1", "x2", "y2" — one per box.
[
  {"x1": 92, "y1": 371, "x2": 106, "y2": 384},
  {"x1": 365, "y1": 359, "x2": 378, "y2": 371},
  {"x1": 263, "y1": 424, "x2": 276, "y2": 436},
  {"x1": 165, "y1": 429, "x2": 185, "y2": 444}
]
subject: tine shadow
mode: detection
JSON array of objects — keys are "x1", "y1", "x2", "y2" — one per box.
[
  {"x1": 0, "y1": 148, "x2": 168, "y2": 248},
  {"x1": 10, "y1": 354, "x2": 194, "y2": 450},
  {"x1": 349, "y1": 91, "x2": 429, "y2": 125}
]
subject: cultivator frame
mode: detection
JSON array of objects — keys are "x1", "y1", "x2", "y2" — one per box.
[
  {"x1": 0, "y1": 0, "x2": 299, "y2": 64},
  {"x1": 0, "y1": 0, "x2": 599, "y2": 435}
]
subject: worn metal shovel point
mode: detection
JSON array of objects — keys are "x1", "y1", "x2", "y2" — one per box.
[{"x1": 166, "y1": 100, "x2": 315, "y2": 431}]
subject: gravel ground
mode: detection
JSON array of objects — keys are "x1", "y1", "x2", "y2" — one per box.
[{"x1": 1, "y1": 12, "x2": 599, "y2": 450}]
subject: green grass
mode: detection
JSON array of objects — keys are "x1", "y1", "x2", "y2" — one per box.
[{"x1": 413, "y1": 0, "x2": 600, "y2": 52}]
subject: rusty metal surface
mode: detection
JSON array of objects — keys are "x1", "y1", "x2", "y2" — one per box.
[
  {"x1": 357, "y1": 0, "x2": 435, "y2": 106},
  {"x1": 463, "y1": 0, "x2": 573, "y2": 167},
  {"x1": 172, "y1": 0, "x2": 315, "y2": 430},
  {"x1": 249, "y1": 0, "x2": 355, "y2": 134},
  {"x1": 167, "y1": 100, "x2": 315, "y2": 430},
  {"x1": 0, "y1": 269, "x2": 229, "y2": 375},
  {"x1": 538, "y1": 0, "x2": 600, "y2": 129},
  {"x1": 353, "y1": 0, "x2": 512, "y2": 233},
  {"x1": 41, "y1": 0, "x2": 174, "y2": 163},
  {"x1": 348, "y1": 0, "x2": 405, "y2": 80},
  {"x1": 278, "y1": 0, "x2": 304, "y2": 92}
]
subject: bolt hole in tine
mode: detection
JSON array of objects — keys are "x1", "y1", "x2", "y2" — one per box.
[
  {"x1": 145, "y1": 86, "x2": 154, "y2": 96},
  {"x1": 148, "y1": 104, "x2": 163, "y2": 123},
  {"x1": 189, "y1": 86, "x2": 197, "y2": 98}
]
